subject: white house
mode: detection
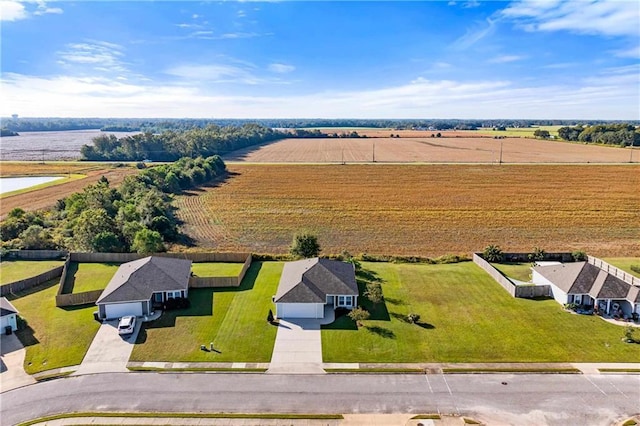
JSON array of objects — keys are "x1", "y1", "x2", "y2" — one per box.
[
  {"x1": 96, "y1": 256, "x2": 192, "y2": 320},
  {"x1": 273, "y1": 258, "x2": 358, "y2": 319},
  {"x1": 0, "y1": 297, "x2": 19, "y2": 333}
]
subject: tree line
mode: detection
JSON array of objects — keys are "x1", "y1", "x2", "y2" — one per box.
[
  {"x1": 0, "y1": 156, "x2": 226, "y2": 253},
  {"x1": 558, "y1": 124, "x2": 640, "y2": 147},
  {"x1": 81, "y1": 124, "x2": 285, "y2": 161}
]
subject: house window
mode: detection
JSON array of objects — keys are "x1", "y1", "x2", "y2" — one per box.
[
  {"x1": 167, "y1": 291, "x2": 181, "y2": 299},
  {"x1": 154, "y1": 293, "x2": 163, "y2": 303},
  {"x1": 574, "y1": 295, "x2": 582, "y2": 305}
]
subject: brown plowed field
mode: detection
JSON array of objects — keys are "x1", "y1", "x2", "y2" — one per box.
[
  {"x1": 174, "y1": 164, "x2": 640, "y2": 257},
  {"x1": 0, "y1": 163, "x2": 139, "y2": 219},
  {"x1": 224, "y1": 137, "x2": 634, "y2": 163}
]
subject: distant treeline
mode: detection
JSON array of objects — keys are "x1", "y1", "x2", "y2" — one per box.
[
  {"x1": 81, "y1": 124, "x2": 286, "y2": 161},
  {"x1": 1, "y1": 128, "x2": 19, "y2": 137},
  {"x1": 558, "y1": 124, "x2": 640, "y2": 146},
  {"x1": 1, "y1": 156, "x2": 226, "y2": 253},
  {"x1": 4, "y1": 117, "x2": 639, "y2": 133},
  {"x1": 291, "y1": 129, "x2": 366, "y2": 138}
]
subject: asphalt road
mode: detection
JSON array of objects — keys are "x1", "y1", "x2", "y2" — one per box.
[{"x1": 2, "y1": 372, "x2": 639, "y2": 425}]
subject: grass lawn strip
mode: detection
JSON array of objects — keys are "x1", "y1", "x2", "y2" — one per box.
[
  {"x1": 0, "y1": 260, "x2": 64, "y2": 284},
  {"x1": 130, "y1": 261, "x2": 281, "y2": 363},
  {"x1": 18, "y1": 412, "x2": 343, "y2": 426},
  {"x1": 442, "y1": 367, "x2": 581, "y2": 374},
  {"x1": 322, "y1": 262, "x2": 640, "y2": 363},
  {"x1": 603, "y1": 258, "x2": 640, "y2": 279},
  {"x1": 191, "y1": 262, "x2": 245, "y2": 277},
  {"x1": 9, "y1": 279, "x2": 100, "y2": 374},
  {"x1": 490, "y1": 262, "x2": 532, "y2": 282},
  {"x1": 127, "y1": 366, "x2": 267, "y2": 372},
  {"x1": 598, "y1": 368, "x2": 640, "y2": 373},
  {"x1": 65, "y1": 262, "x2": 119, "y2": 293}
]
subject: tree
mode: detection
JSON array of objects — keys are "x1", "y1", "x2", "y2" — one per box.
[
  {"x1": 534, "y1": 129, "x2": 550, "y2": 139},
  {"x1": 290, "y1": 232, "x2": 321, "y2": 258},
  {"x1": 73, "y1": 208, "x2": 115, "y2": 251},
  {"x1": 483, "y1": 244, "x2": 504, "y2": 262},
  {"x1": 528, "y1": 247, "x2": 546, "y2": 262},
  {"x1": 19, "y1": 225, "x2": 55, "y2": 250},
  {"x1": 364, "y1": 282, "x2": 383, "y2": 304},
  {"x1": 572, "y1": 250, "x2": 587, "y2": 261},
  {"x1": 92, "y1": 231, "x2": 124, "y2": 252},
  {"x1": 348, "y1": 306, "x2": 370, "y2": 327},
  {"x1": 131, "y1": 228, "x2": 165, "y2": 253},
  {"x1": 267, "y1": 309, "x2": 274, "y2": 323}
]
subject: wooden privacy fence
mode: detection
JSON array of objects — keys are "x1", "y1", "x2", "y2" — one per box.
[
  {"x1": 69, "y1": 252, "x2": 250, "y2": 263},
  {"x1": 189, "y1": 255, "x2": 253, "y2": 288},
  {"x1": 1, "y1": 250, "x2": 67, "y2": 260},
  {"x1": 56, "y1": 290, "x2": 103, "y2": 307},
  {"x1": 588, "y1": 256, "x2": 639, "y2": 287},
  {"x1": 0, "y1": 265, "x2": 64, "y2": 297},
  {"x1": 473, "y1": 253, "x2": 551, "y2": 299}
]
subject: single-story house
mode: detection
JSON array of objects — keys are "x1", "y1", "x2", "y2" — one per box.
[
  {"x1": 96, "y1": 256, "x2": 192, "y2": 320},
  {"x1": 273, "y1": 257, "x2": 358, "y2": 319},
  {"x1": 0, "y1": 297, "x2": 19, "y2": 332},
  {"x1": 533, "y1": 261, "x2": 639, "y2": 317}
]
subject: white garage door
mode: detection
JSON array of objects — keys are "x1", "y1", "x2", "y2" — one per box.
[
  {"x1": 277, "y1": 303, "x2": 323, "y2": 319},
  {"x1": 104, "y1": 302, "x2": 143, "y2": 320}
]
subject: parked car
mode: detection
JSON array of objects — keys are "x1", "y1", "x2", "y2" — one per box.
[{"x1": 117, "y1": 315, "x2": 136, "y2": 335}]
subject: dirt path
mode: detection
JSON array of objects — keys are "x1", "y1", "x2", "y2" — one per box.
[{"x1": 0, "y1": 168, "x2": 138, "y2": 219}]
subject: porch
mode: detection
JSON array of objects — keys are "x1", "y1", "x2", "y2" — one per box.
[{"x1": 325, "y1": 294, "x2": 357, "y2": 310}]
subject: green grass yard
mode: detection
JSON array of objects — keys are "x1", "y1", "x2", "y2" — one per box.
[
  {"x1": 491, "y1": 262, "x2": 533, "y2": 282},
  {"x1": 322, "y1": 262, "x2": 640, "y2": 363},
  {"x1": 130, "y1": 261, "x2": 281, "y2": 362},
  {"x1": 603, "y1": 258, "x2": 640, "y2": 279},
  {"x1": 0, "y1": 260, "x2": 64, "y2": 284},
  {"x1": 473, "y1": 126, "x2": 561, "y2": 138},
  {"x1": 64, "y1": 262, "x2": 119, "y2": 293},
  {"x1": 190, "y1": 262, "x2": 244, "y2": 277},
  {"x1": 9, "y1": 280, "x2": 100, "y2": 374}
]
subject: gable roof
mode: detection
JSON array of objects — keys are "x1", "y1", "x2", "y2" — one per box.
[
  {"x1": 96, "y1": 256, "x2": 191, "y2": 304},
  {"x1": 0, "y1": 297, "x2": 18, "y2": 317},
  {"x1": 274, "y1": 258, "x2": 358, "y2": 304},
  {"x1": 533, "y1": 262, "x2": 589, "y2": 293},
  {"x1": 591, "y1": 274, "x2": 634, "y2": 299}
]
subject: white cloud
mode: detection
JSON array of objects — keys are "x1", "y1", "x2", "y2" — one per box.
[
  {"x1": 0, "y1": 0, "x2": 28, "y2": 21},
  {"x1": 452, "y1": 18, "x2": 496, "y2": 49},
  {"x1": 488, "y1": 55, "x2": 527, "y2": 63},
  {"x1": 0, "y1": 0, "x2": 62, "y2": 21},
  {"x1": 501, "y1": 0, "x2": 640, "y2": 37},
  {"x1": 2, "y1": 67, "x2": 638, "y2": 119},
  {"x1": 612, "y1": 45, "x2": 640, "y2": 59},
  {"x1": 268, "y1": 63, "x2": 295, "y2": 74},
  {"x1": 57, "y1": 41, "x2": 128, "y2": 74},
  {"x1": 462, "y1": 1, "x2": 481, "y2": 8},
  {"x1": 165, "y1": 64, "x2": 265, "y2": 85}
]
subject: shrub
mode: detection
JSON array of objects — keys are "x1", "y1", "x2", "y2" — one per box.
[
  {"x1": 483, "y1": 244, "x2": 504, "y2": 262},
  {"x1": 572, "y1": 250, "x2": 587, "y2": 261},
  {"x1": 290, "y1": 232, "x2": 321, "y2": 258},
  {"x1": 406, "y1": 313, "x2": 421, "y2": 324},
  {"x1": 364, "y1": 282, "x2": 383, "y2": 304},
  {"x1": 267, "y1": 309, "x2": 274, "y2": 323},
  {"x1": 630, "y1": 265, "x2": 640, "y2": 274},
  {"x1": 348, "y1": 306, "x2": 370, "y2": 327}
]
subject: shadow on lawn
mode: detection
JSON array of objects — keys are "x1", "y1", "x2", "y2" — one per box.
[
  {"x1": 15, "y1": 318, "x2": 39, "y2": 347},
  {"x1": 390, "y1": 312, "x2": 435, "y2": 329},
  {"x1": 365, "y1": 325, "x2": 395, "y2": 339},
  {"x1": 136, "y1": 262, "x2": 264, "y2": 339}
]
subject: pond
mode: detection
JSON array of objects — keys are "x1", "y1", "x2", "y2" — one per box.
[{"x1": 0, "y1": 176, "x2": 64, "y2": 194}]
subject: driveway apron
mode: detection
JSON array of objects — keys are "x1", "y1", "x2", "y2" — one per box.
[
  {"x1": 0, "y1": 333, "x2": 36, "y2": 392},
  {"x1": 74, "y1": 319, "x2": 140, "y2": 375},
  {"x1": 267, "y1": 307, "x2": 334, "y2": 374}
]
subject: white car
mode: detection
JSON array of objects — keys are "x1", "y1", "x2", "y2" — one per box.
[{"x1": 117, "y1": 315, "x2": 136, "y2": 335}]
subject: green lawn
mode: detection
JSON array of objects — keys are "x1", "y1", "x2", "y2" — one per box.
[
  {"x1": 64, "y1": 262, "x2": 120, "y2": 293},
  {"x1": 603, "y1": 258, "x2": 640, "y2": 279},
  {"x1": 191, "y1": 262, "x2": 244, "y2": 277},
  {"x1": 9, "y1": 280, "x2": 100, "y2": 374},
  {"x1": 322, "y1": 262, "x2": 640, "y2": 363},
  {"x1": 0, "y1": 260, "x2": 64, "y2": 284},
  {"x1": 130, "y1": 261, "x2": 281, "y2": 362},
  {"x1": 491, "y1": 262, "x2": 532, "y2": 282}
]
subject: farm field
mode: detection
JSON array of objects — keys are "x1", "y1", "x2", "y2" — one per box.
[
  {"x1": 322, "y1": 262, "x2": 640, "y2": 363},
  {"x1": 175, "y1": 164, "x2": 640, "y2": 257},
  {"x1": 603, "y1": 258, "x2": 640, "y2": 278},
  {"x1": 0, "y1": 162, "x2": 140, "y2": 219},
  {"x1": 223, "y1": 136, "x2": 633, "y2": 163}
]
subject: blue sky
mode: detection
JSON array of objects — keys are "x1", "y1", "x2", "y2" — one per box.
[{"x1": 1, "y1": 0, "x2": 638, "y2": 119}]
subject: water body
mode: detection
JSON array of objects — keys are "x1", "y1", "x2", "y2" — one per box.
[
  {"x1": 0, "y1": 176, "x2": 63, "y2": 194},
  {"x1": 0, "y1": 129, "x2": 139, "y2": 161}
]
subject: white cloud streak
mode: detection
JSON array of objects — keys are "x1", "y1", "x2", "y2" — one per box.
[
  {"x1": 268, "y1": 63, "x2": 295, "y2": 74},
  {"x1": 501, "y1": 0, "x2": 640, "y2": 37},
  {"x1": 0, "y1": 0, "x2": 62, "y2": 21},
  {"x1": 2, "y1": 67, "x2": 638, "y2": 119},
  {"x1": 488, "y1": 55, "x2": 527, "y2": 63}
]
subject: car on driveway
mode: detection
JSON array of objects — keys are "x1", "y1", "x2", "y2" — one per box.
[{"x1": 117, "y1": 316, "x2": 136, "y2": 336}]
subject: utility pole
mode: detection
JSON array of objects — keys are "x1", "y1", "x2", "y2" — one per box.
[
  {"x1": 630, "y1": 144, "x2": 634, "y2": 163},
  {"x1": 499, "y1": 141, "x2": 503, "y2": 165},
  {"x1": 372, "y1": 141, "x2": 376, "y2": 163},
  {"x1": 341, "y1": 148, "x2": 345, "y2": 165}
]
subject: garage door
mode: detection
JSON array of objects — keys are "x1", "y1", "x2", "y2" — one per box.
[
  {"x1": 104, "y1": 302, "x2": 143, "y2": 319},
  {"x1": 277, "y1": 303, "x2": 323, "y2": 319}
]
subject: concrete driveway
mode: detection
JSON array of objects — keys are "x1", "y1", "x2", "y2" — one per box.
[
  {"x1": 0, "y1": 333, "x2": 36, "y2": 392},
  {"x1": 73, "y1": 319, "x2": 141, "y2": 375},
  {"x1": 267, "y1": 307, "x2": 334, "y2": 374}
]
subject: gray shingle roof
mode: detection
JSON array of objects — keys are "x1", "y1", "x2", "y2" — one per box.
[
  {"x1": 533, "y1": 262, "x2": 586, "y2": 293},
  {"x1": 0, "y1": 297, "x2": 18, "y2": 317},
  {"x1": 593, "y1": 274, "x2": 633, "y2": 299},
  {"x1": 274, "y1": 258, "x2": 358, "y2": 303},
  {"x1": 96, "y1": 256, "x2": 191, "y2": 304}
]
